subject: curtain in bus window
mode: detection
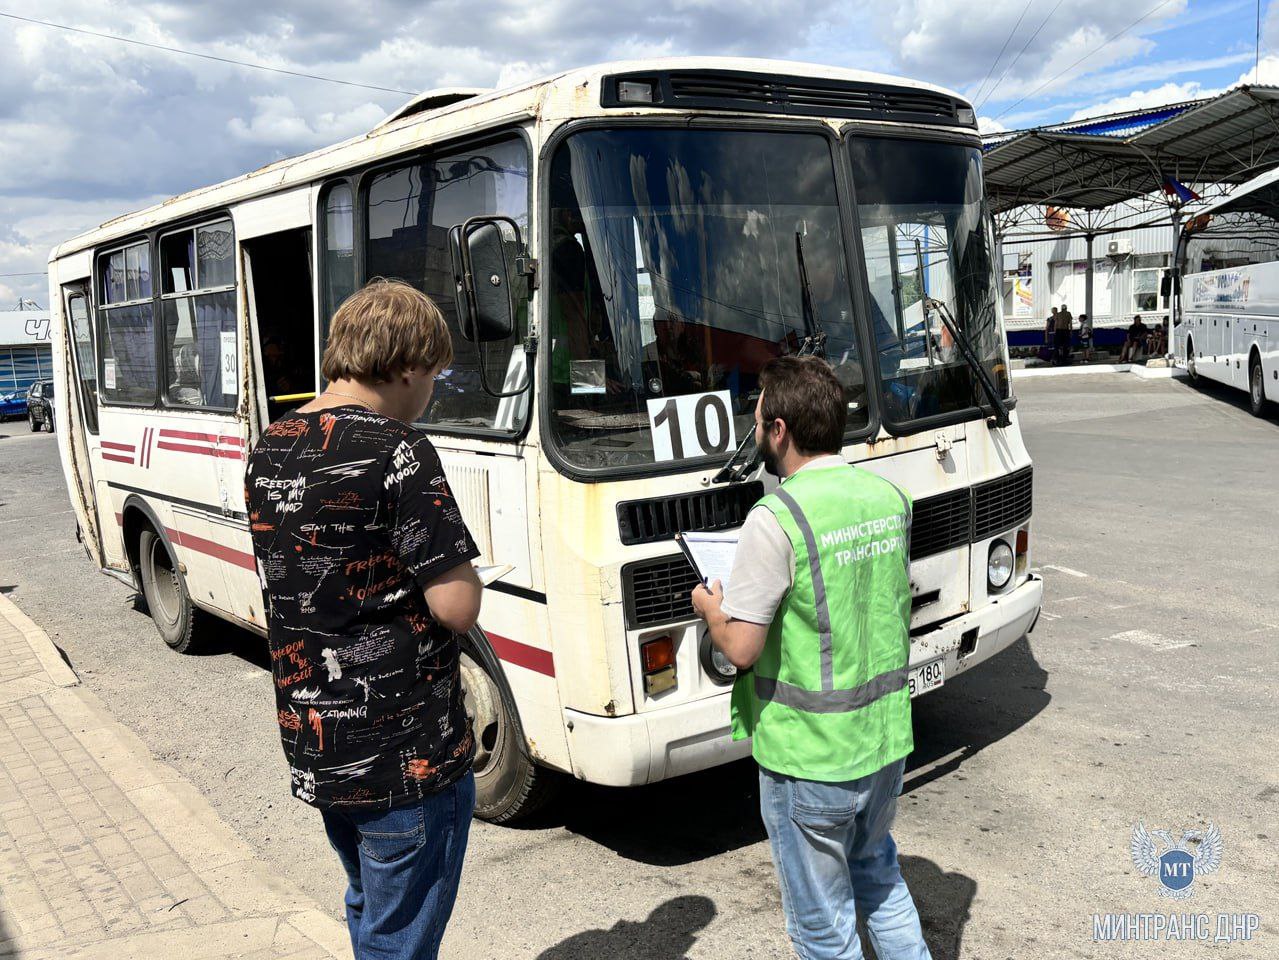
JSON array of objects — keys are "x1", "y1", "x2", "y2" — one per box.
[
  {"x1": 161, "y1": 291, "x2": 236, "y2": 408},
  {"x1": 364, "y1": 138, "x2": 530, "y2": 432},
  {"x1": 197, "y1": 222, "x2": 235, "y2": 288},
  {"x1": 99, "y1": 304, "x2": 156, "y2": 404}
]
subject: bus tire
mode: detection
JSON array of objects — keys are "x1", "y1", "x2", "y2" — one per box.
[
  {"x1": 1185, "y1": 339, "x2": 1199, "y2": 383},
  {"x1": 459, "y1": 648, "x2": 560, "y2": 824},
  {"x1": 1249, "y1": 353, "x2": 1269, "y2": 417},
  {"x1": 137, "y1": 527, "x2": 205, "y2": 653}
]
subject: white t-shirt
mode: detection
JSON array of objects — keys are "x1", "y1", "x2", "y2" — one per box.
[{"x1": 720, "y1": 455, "x2": 846, "y2": 626}]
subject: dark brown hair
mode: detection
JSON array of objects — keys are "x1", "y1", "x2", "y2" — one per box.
[
  {"x1": 758, "y1": 355, "x2": 846, "y2": 455},
  {"x1": 320, "y1": 278, "x2": 452, "y2": 384}
]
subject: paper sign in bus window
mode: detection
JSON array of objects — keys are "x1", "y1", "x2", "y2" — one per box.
[
  {"x1": 103, "y1": 359, "x2": 117, "y2": 391},
  {"x1": 646, "y1": 390, "x2": 736, "y2": 462},
  {"x1": 219, "y1": 331, "x2": 238, "y2": 396}
]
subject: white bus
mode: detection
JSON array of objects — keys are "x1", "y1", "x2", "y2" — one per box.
[
  {"x1": 1174, "y1": 165, "x2": 1279, "y2": 416},
  {"x1": 49, "y1": 58, "x2": 1043, "y2": 822}
]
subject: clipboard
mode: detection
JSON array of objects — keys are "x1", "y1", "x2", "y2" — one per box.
[{"x1": 675, "y1": 530, "x2": 740, "y2": 587}]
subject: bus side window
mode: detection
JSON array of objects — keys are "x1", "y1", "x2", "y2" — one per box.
[
  {"x1": 159, "y1": 220, "x2": 238, "y2": 410},
  {"x1": 66, "y1": 294, "x2": 99, "y2": 433},
  {"x1": 96, "y1": 240, "x2": 157, "y2": 406}
]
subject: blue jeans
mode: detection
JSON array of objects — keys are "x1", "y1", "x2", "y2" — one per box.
[
  {"x1": 321, "y1": 772, "x2": 475, "y2": 960},
  {"x1": 759, "y1": 760, "x2": 931, "y2": 960}
]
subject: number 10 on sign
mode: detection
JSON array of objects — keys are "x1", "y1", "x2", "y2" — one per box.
[{"x1": 646, "y1": 390, "x2": 737, "y2": 462}]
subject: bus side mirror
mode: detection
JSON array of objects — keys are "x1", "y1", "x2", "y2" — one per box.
[
  {"x1": 449, "y1": 216, "x2": 529, "y2": 343},
  {"x1": 1160, "y1": 269, "x2": 1181, "y2": 298}
]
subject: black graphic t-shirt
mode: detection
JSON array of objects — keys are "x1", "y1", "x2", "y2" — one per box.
[{"x1": 245, "y1": 406, "x2": 479, "y2": 810}]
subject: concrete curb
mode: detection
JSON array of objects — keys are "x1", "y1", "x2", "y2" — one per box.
[{"x1": 0, "y1": 590, "x2": 79, "y2": 687}]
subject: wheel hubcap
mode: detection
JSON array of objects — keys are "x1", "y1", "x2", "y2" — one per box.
[
  {"x1": 459, "y1": 654, "x2": 503, "y2": 775},
  {"x1": 1253, "y1": 368, "x2": 1262, "y2": 405},
  {"x1": 149, "y1": 539, "x2": 180, "y2": 625}
]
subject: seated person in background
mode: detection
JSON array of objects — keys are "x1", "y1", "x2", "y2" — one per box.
[
  {"x1": 169, "y1": 344, "x2": 203, "y2": 405},
  {"x1": 1147, "y1": 318, "x2": 1168, "y2": 357},
  {"x1": 1119, "y1": 315, "x2": 1151, "y2": 363}
]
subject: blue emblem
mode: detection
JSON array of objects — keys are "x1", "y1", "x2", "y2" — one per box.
[{"x1": 1132, "y1": 823, "x2": 1222, "y2": 900}]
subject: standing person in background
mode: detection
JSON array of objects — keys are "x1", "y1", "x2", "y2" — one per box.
[
  {"x1": 245, "y1": 279, "x2": 482, "y2": 960},
  {"x1": 1054, "y1": 303, "x2": 1074, "y2": 365},
  {"x1": 691, "y1": 355, "x2": 930, "y2": 960},
  {"x1": 1078, "y1": 313, "x2": 1093, "y2": 362},
  {"x1": 1043, "y1": 306, "x2": 1059, "y2": 360}
]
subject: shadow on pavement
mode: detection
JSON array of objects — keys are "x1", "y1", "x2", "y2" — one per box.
[
  {"x1": 0, "y1": 584, "x2": 14, "y2": 595},
  {"x1": 1185, "y1": 376, "x2": 1279, "y2": 424},
  {"x1": 897, "y1": 854, "x2": 976, "y2": 960},
  {"x1": 544, "y1": 755, "x2": 765, "y2": 866},
  {"x1": 533, "y1": 895, "x2": 716, "y2": 960},
  {"x1": 905, "y1": 635, "x2": 1050, "y2": 794}
]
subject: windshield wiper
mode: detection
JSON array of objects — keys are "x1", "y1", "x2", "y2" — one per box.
[
  {"x1": 922, "y1": 295, "x2": 1011, "y2": 428},
  {"x1": 794, "y1": 231, "x2": 827, "y2": 357}
]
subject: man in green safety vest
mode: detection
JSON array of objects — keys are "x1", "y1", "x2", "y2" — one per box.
[{"x1": 692, "y1": 355, "x2": 930, "y2": 960}]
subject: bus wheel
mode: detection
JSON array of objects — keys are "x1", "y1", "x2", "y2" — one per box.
[
  {"x1": 459, "y1": 650, "x2": 560, "y2": 823},
  {"x1": 138, "y1": 527, "x2": 203, "y2": 653},
  {"x1": 1186, "y1": 340, "x2": 1198, "y2": 383},
  {"x1": 1249, "y1": 356, "x2": 1269, "y2": 417}
]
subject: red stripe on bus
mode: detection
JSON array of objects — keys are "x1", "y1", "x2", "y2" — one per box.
[
  {"x1": 158, "y1": 429, "x2": 243, "y2": 446},
  {"x1": 101, "y1": 441, "x2": 135, "y2": 451},
  {"x1": 156, "y1": 441, "x2": 244, "y2": 459},
  {"x1": 102, "y1": 453, "x2": 135, "y2": 464},
  {"x1": 485, "y1": 630, "x2": 555, "y2": 677},
  {"x1": 165, "y1": 526, "x2": 257, "y2": 571}
]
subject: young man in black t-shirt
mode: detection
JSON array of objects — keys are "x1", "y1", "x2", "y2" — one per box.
[{"x1": 246, "y1": 279, "x2": 482, "y2": 960}]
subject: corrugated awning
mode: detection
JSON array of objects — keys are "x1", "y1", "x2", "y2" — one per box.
[{"x1": 983, "y1": 86, "x2": 1279, "y2": 215}]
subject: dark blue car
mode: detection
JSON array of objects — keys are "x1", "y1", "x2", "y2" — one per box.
[{"x1": 0, "y1": 388, "x2": 26, "y2": 418}]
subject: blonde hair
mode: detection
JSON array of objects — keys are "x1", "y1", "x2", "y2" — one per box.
[{"x1": 320, "y1": 278, "x2": 453, "y2": 383}]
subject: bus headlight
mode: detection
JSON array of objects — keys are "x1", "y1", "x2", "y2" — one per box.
[
  {"x1": 699, "y1": 628, "x2": 737, "y2": 685},
  {"x1": 988, "y1": 540, "x2": 1014, "y2": 591}
]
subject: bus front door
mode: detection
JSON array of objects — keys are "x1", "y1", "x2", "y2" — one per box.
[{"x1": 60, "y1": 283, "x2": 109, "y2": 568}]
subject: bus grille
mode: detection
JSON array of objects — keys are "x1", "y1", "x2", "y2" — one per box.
[
  {"x1": 623, "y1": 555, "x2": 700, "y2": 629},
  {"x1": 601, "y1": 70, "x2": 969, "y2": 126},
  {"x1": 616, "y1": 482, "x2": 764, "y2": 546},
  {"x1": 972, "y1": 466, "x2": 1034, "y2": 541},
  {"x1": 910, "y1": 488, "x2": 972, "y2": 559}
]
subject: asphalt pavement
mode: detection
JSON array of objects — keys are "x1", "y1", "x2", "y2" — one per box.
[{"x1": 0, "y1": 373, "x2": 1276, "y2": 959}]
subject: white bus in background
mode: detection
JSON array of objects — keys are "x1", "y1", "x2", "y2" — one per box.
[
  {"x1": 1174, "y1": 166, "x2": 1279, "y2": 416},
  {"x1": 48, "y1": 58, "x2": 1043, "y2": 823}
]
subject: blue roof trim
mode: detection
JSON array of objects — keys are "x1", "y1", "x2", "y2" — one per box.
[{"x1": 1058, "y1": 104, "x2": 1195, "y2": 137}]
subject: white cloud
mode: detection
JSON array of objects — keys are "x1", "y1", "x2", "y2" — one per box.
[{"x1": 1066, "y1": 81, "x2": 1213, "y2": 122}]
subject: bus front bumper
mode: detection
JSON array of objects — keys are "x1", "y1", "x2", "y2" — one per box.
[{"x1": 564, "y1": 573, "x2": 1043, "y2": 788}]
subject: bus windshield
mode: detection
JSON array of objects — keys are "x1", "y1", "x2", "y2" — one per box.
[
  {"x1": 847, "y1": 136, "x2": 1009, "y2": 424},
  {"x1": 546, "y1": 127, "x2": 870, "y2": 471}
]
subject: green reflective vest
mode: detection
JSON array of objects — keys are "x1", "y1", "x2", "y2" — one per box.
[{"x1": 730, "y1": 463, "x2": 914, "y2": 782}]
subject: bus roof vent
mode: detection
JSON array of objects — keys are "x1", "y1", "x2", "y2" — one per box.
[
  {"x1": 601, "y1": 70, "x2": 971, "y2": 127},
  {"x1": 373, "y1": 88, "x2": 488, "y2": 131}
]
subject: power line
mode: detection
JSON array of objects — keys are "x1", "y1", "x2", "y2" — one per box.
[
  {"x1": 994, "y1": 0, "x2": 1178, "y2": 120},
  {"x1": 977, "y1": 0, "x2": 1068, "y2": 109},
  {"x1": 0, "y1": 272, "x2": 48, "y2": 278},
  {"x1": 0, "y1": 11, "x2": 415, "y2": 96},
  {"x1": 972, "y1": 0, "x2": 1037, "y2": 108}
]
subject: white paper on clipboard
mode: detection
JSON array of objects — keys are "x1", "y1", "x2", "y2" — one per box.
[{"x1": 677, "y1": 530, "x2": 740, "y2": 586}]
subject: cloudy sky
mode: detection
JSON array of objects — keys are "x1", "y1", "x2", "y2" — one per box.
[{"x1": 0, "y1": 0, "x2": 1273, "y2": 306}]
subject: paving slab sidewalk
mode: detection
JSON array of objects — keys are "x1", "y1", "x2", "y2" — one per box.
[{"x1": 0, "y1": 592, "x2": 352, "y2": 960}]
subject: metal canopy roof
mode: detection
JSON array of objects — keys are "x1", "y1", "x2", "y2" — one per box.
[{"x1": 983, "y1": 85, "x2": 1279, "y2": 216}]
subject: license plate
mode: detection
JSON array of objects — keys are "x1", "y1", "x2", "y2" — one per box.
[{"x1": 907, "y1": 658, "x2": 945, "y2": 698}]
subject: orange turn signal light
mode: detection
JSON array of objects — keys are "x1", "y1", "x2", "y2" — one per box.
[
  {"x1": 641, "y1": 636, "x2": 675, "y2": 674},
  {"x1": 1015, "y1": 528, "x2": 1029, "y2": 556}
]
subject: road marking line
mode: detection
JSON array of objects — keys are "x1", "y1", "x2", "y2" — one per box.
[
  {"x1": 1109, "y1": 629, "x2": 1193, "y2": 652},
  {"x1": 1054, "y1": 595, "x2": 1086, "y2": 603},
  {"x1": 0, "y1": 509, "x2": 73, "y2": 525},
  {"x1": 1040, "y1": 612, "x2": 1061, "y2": 621},
  {"x1": 1044, "y1": 564, "x2": 1088, "y2": 579}
]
